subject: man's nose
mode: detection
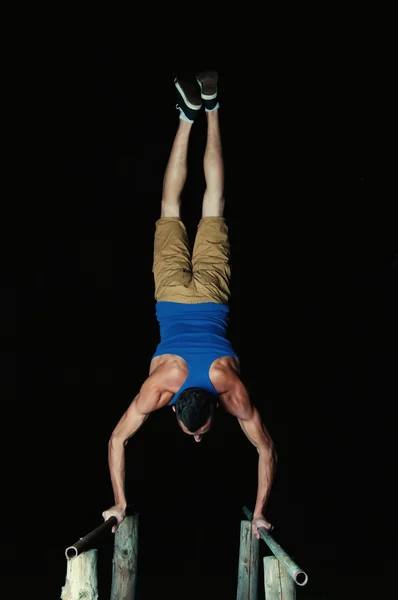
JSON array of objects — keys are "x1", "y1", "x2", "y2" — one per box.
[{"x1": 194, "y1": 435, "x2": 202, "y2": 442}]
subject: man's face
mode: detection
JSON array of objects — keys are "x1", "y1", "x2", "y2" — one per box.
[{"x1": 172, "y1": 406, "x2": 216, "y2": 442}]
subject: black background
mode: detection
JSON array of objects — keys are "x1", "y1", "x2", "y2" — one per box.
[{"x1": 6, "y1": 19, "x2": 397, "y2": 600}]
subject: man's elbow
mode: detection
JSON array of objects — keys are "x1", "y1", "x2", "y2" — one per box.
[
  {"x1": 108, "y1": 431, "x2": 128, "y2": 449},
  {"x1": 259, "y1": 439, "x2": 277, "y2": 462}
]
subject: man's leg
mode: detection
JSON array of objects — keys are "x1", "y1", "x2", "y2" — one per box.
[
  {"x1": 161, "y1": 76, "x2": 202, "y2": 216},
  {"x1": 202, "y1": 104, "x2": 225, "y2": 218},
  {"x1": 191, "y1": 73, "x2": 231, "y2": 304},
  {"x1": 153, "y1": 78, "x2": 202, "y2": 302},
  {"x1": 161, "y1": 119, "x2": 193, "y2": 218}
]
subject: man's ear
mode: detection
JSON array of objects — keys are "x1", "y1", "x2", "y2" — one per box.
[{"x1": 172, "y1": 406, "x2": 176, "y2": 412}]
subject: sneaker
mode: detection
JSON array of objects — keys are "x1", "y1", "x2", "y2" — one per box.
[
  {"x1": 196, "y1": 71, "x2": 218, "y2": 110},
  {"x1": 174, "y1": 77, "x2": 202, "y2": 121}
]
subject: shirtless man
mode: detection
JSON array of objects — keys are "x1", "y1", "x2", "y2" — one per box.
[{"x1": 102, "y1": 71, "x2": 276, "y2": 539}]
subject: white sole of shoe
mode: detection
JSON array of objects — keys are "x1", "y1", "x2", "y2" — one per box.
[{"x1": 174, "y1": 79, "x2": 201, "y2": 110}]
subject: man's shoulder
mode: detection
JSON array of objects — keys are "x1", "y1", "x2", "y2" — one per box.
[
  {"x1": 148, "y1": 355, "x2": 187, "y2": 391},
  {"x1": 150, "y1": 352, "x2": 186, "y2": 369},
  {"x1": 211, "y1": 358, "x2": 245, "y2": 396},
  {"x1": 211, "y1": 356, "x2": 241, "y2": 379}
]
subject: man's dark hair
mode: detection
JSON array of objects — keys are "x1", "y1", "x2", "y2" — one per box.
[{"x1": 175, "y1": 387, "x2": 217, "y2": 432}]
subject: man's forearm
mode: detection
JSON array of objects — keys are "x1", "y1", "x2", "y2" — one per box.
[
  {"x1": 108, "y1": 436, "x2": 127, "y2": 509},
  {"x1": 253, "y1": 445, "x2": 277, "y2": 517}
]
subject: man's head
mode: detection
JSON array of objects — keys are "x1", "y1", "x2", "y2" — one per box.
[{"x1": 172, "y1": 387, "x2": 218, "y2": 442}]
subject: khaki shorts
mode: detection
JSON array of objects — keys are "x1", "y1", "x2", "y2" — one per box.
[{"x1": 153, "y1": 216, "x2": 231, "y2": 304}]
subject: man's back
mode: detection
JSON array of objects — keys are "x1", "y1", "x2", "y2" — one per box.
[{"x1": 151, "y1": 301, "x2": 239, "y2": 405}]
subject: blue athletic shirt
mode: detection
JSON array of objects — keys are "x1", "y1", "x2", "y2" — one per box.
[{"x1": 152, "y1": 302, "x2": 239, "y2": 405}]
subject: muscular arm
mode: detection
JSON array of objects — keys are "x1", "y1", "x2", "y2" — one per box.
[
  {"x1": 107, "y1": 377, "x2": 163, "y2": 509},
  {"x1": 238, "y1": 406, "x2": 277, "y2": 518},
  {"x1": 222, "y1": 381, "x2": 277, "y2": 518}
]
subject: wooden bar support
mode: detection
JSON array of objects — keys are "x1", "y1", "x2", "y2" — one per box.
[
  {"x1": 110, "y1": 514, "x2": 139, "y2": 600},
  {"x1": 264, "y1": 556, "x2": 296, "y2": 600},
  {"x1": 236, "y1": 519, "x2": 260, "y2": 600},
  {"x1": 61, "y1": 549, "x2": 98, "y2": 600}
]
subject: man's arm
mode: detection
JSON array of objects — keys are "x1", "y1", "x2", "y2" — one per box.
[
  {"x1": 107, "y1": 392, "x2": 151, "y2": 510},
  {"x1": 237, "y1": 406, "x2": 277, "y2": 520},
  {"x1": 102, "y1": 376, "x2": 167, "y2": 530},
  {"x1": 221, "y1": 381, "x2": 277, "y2": 535}
]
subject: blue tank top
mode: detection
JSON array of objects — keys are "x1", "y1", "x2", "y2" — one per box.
[{"x1": 152, "y1": 302, "x2": 239, "y2": 405}]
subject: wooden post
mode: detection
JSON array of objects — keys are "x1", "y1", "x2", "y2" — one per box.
[
  {"x1": 110, "y1": 514, "x2": 139, "y2": 600},
  {"x1": 61, "y1": 549, "x2": 98, "y2": 600},
  {"x1": 236, "y1": 520, "x2": 260, "y2": 600},
  {"x1": 250, "y1": 526, "x2": 260, "y2": 600},
  {"x1": 264, "y1": 556, "x2": 296, "y2": 600}
]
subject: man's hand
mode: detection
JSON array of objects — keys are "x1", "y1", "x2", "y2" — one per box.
[
  {"x1": 252, "y1": 513, "x2": 273, "y2": 539},
  {"x1": 102, "y1": 504, "x2": 126, "y2": 533}
]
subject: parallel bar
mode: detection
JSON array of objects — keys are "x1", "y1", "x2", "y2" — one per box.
[
  {"x1": 242, "y1": 507, "x2": 308, "y2": 586},
  {"x1": 65, "y1": 516, "x2": 118, "y2": 560}
]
